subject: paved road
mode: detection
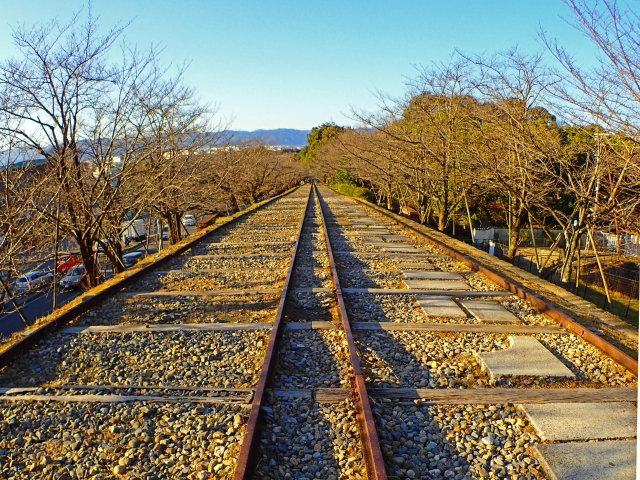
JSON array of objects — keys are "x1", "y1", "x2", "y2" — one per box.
[
  {"x1": 0, "y1": 227, "x2": 196, "y2": 338},
  {"x1": 0, "y1": 289, "x2": 84, "y2": 335}
]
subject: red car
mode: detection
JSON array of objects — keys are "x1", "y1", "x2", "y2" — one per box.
[{"x1": 56, "y1": 255, "x2": 82, "y2": 273}]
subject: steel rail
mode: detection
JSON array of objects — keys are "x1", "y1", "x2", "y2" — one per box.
[
  {"x1": 314, "y1": 185, "x2": 388, "y2": 480},
  {"x1": 233, "y1": 185, "x2": 313, "y2": 479},
  {"x1": 0, "y1": 185, "x2": 303, "y2": 369},
  {"x1": 346, "y1": 193, "x2": 638, "y2": 377}
]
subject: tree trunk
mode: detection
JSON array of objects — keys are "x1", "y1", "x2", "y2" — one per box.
[
  {"x1": 230, "y1": 194, "x2": 240, "y2": 212},
  {"x1": 169, "y1": 213, "x2": 182, "y2": 245},
  {"x1": 77, "y1": 237, "x2": 100, "y2": 288},
  {"x1": 437, "y1": 172, "x2": 449, "y2": 232},
  {"x1": 506, "y1": 205, "x2": 526, "y2": 258},
  {"x1": 386, "y1": 181, "x2": 393, "y2": 210},
  {"x1": 560, "y1": 229, "x2": 581, "y2": 283},
  {"x1": 437, "y1": 192, "x2": 447, "y2": 232}
]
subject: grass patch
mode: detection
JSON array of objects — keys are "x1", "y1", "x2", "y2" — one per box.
[{"x1": 330, "y1": 183, "x2": 376, "y2": 202}]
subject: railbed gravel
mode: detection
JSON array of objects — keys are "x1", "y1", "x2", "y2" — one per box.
[
  {"x1": 335, "y1": 252, "x2": 396, "y2": 270},
  {"x1": 254, "y1": 399, "x2": 365, "y2": 480},
  {"x1": 209, "y1": 233, "x2": 297, "y2": 244},
  {"x1": 75, "y1": 295, "x2": 279, "y2": 326},
  {"x1": 356, "y1": 331, "x2": 637, "y2": 388},
  {"x1": 497, "y1": 299, "x2": 558, "y2": 327},
  {"x1": 294, "y1": 251, "x2": 329, "y2": 269},
  {"x1": 410, "y1": 258, "x2": 466, "y2": 273},
  {"x1": 344, "y1": 293, "x2": 564, "y2": 326},
  {"x1": 0, "y1": 401, "x2": 249, "y2": 479},
  {"x1": 177, "y1": 254, "x2": 291, "y2": 271},
  {"x1": 291, "y1": 268, "x2": 332, "y2": 289},
  {"x1": 339, "y1": 270, "x2": 405, "y2": 288},
  {"x1": 0, "y1": 330, "x2": 269, "y2": 388},
  {"x1": 373, "y1": 401, "x2": 545, "y2": 480},
  {"x1": 298, "y1": 234, "x2": 326, "y2": 252},
  {"x1": 326, "y1": 235, "x2": 381, "y2": 253},
  {"x1": 273, "y1": 329, "x2": 351, "y2": 388},
  {"x1": 534, "y1": 333, "x2": 637, "y2": 386},
  {"x1": 288, "y1": 291, "x2": 335, "y2": 314},
  {"x1": 125, "y1": 269, "x2": 286, "y2": 292},
  {"x1": 192, "y1": 242, "x2": 295, "y2": 255},
  {"x1": 463, "y1": 272, "x2": 504, "y2": 292},
  {"x1": 345, "y1": 294, "x2": 431, "y2": 323},
  {"x1": 356, "y1": 331, "x2": 508, "y2": 389},
  {"x1": 3, "y1": 386, "x2": 252, "y2": 400}
]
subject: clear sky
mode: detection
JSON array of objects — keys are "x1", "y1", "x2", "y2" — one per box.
[{"x1": 0, "y1": 0, "x2": 599, "y2": 131}]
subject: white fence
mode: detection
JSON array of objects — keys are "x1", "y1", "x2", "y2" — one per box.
[{"x1": 473, "y1": 227, "x2": 640, "y2": 259}]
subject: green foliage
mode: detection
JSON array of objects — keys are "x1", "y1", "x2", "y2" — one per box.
[
  {"x1": 299, "y1": 122, "x2": 345, "y2": 163},
  {"x1": 334, "y1": 169, "x2": 352, "y2": 184},
  {"x1": 331, "y1": 183, "x2": 376, "y2": 202}
]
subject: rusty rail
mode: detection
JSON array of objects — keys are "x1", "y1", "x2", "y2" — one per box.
[
  {"x1": 315, "y1": 185, "x2": 388, "y2": 480},
  {"x1": 0, "y1": 185, "x2": 302, "y2": 369},
  {"x1": 233, "y1": 185, "x2": 313, "y2": 479},
  {"x1": 347, "y1": 194, "x2": 638, "y2": 377}
]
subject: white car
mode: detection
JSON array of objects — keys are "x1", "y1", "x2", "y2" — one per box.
[
  {"x1": 182, "y1": 214, "x2": 196, "y2": 226},
  {"x1": 162, "y1": 225, "x2": 170, "y2": 240},
  {"x1": 15, "y1": 270, "x2": 53, "y2": 292}
]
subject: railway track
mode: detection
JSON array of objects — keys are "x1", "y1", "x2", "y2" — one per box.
[
  {"x1": 314, "y1": 185, "x2": 637, "y2": 480},
  {"x1": 0, "y1": 183, "x2": 635, "y2": 480}
]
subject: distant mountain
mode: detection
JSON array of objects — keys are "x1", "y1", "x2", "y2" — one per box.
[{"x1": 225, "y1": 129, "x2": 310, "y2": 146}]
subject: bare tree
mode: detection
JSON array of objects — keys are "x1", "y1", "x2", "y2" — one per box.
[
  {"x1": 133, "y1": 68, "x2": 224, "y2": 245},
  {"x1": 0, "y1": 10, "x2": 162, "y2": 285},
  {"x1": 466, "y1": 48, "x2": 562, "y2": 258},
  {"x1": 0, "y1": 139, "x2": 52, "y2": 317},
  {"x1": 540, "y1": 0, "x2": 640, "y2": 279}
]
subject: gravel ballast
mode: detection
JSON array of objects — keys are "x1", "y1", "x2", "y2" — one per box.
[
  {"x1": 373, "y1": 401, "x2": 545, "y2": 480},
  {"x1": 273, "y1": 329, "x2": 351, "y2": 388},
  {"x1": 0, "y1": 330, "x2": 269, "y2": 388},
  {"x1": 75, "y1": 295, "x2": 279, "y2": 326},
  {"x1": 0, "y1": 400, "x2": 249, "y2": 479},
  {"x1": 254, "y1": 399, "x2": 366, "y2": 480}
]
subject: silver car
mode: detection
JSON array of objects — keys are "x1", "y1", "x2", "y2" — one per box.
[{"x1": 15, "y1": 270, "x2": 53, "y2": 292}]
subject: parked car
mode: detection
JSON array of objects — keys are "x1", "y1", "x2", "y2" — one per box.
[
  {"x1": 15, "y1": 270, "x2": 53, "y2": 292},
  {"x1": 56, "y1": 255, "x2": 82, "y2": 273},
  {"x1": 162, "y1": 225, "x2": 170, "y2": 240},
  {"x1": 182, "y1": 214, "x2": 196, "y2": 226},
  {"x1": 59, "y1": 264, "x2": 86, "y2": 291},
  {"x1": 122, "y1": 251, "x2": 144, "y2": 268}
]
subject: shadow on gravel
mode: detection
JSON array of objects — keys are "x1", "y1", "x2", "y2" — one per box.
[
  {"x1": 371, "y1": 400, "x2": 545, "y2": 480},
  {"x1": 284, "y1": 292, "x2": 337, "y2": 323},
  {"x1": 354, "y1": 328, "x2": 504, "y2": 389},
  {"x1": 253, "y1": 398, "x2": 365, "y2": 480},
  {"x1": 272, "y1": 329, "x2": 347, "y2": 389},
  {"x1": 372, "y1": 400, "x2": 471, "y2": 480},
  {"x1": 74, "y1": 295, "x2": 280, "y2": 326}
]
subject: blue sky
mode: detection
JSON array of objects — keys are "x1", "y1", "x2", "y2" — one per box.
[{"x1": 0, "y1": 1, "x2": 598, "y2": 130}]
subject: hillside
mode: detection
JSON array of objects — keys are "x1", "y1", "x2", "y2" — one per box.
[{"x1": 225, "y1": 129, "x2": 310, "y2": 146}]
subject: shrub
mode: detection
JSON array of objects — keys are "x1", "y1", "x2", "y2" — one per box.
[{"x1": 330, "y1": 183, "x2": 376, "y2": 202}]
